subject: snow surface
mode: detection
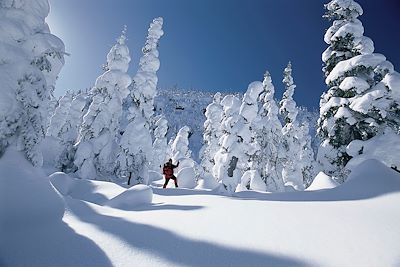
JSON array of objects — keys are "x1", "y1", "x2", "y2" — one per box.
[{"x1": 2, "y1": 157, "x2": 400, "y2": 267}]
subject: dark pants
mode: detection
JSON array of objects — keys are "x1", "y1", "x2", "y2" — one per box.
[{"x1": 163, "y1": 175, "x2": 178, "y2": 188}]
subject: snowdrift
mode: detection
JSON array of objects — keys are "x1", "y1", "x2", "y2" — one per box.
[
  {"x1": 236, "y1": 159, "x2": 400, "y2": 202},
  {"x1": 0, "y1": 147, "x2": 64, "y2": 228},
  {"x1": 49, "y1": 172, "x2": 153, "y2": 208},
  {"x1": 49, "y1": 172, "x2": 125, "y2": 205},
  {"x1": 306, "y1": 172, "x2": 339, "y2": 191},
  {"x1": 106, "y1": 184, "x2": 153, "y2": 210}
]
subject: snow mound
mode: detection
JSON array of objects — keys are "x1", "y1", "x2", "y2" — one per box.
[
  {"x1": 337, "y1": 159, "x2": 400, "y2": 199},
  {"x1": 196, "y1": 173, "x2": 219, "y2": 190},
  {"x1": 177, "y1": 167, "x2": 197, "y2": 189},
  {"x1": 49, "y1": 172, "x2": 76, "y2": 195},
  {"x1": 49, "y1": 172, "x2": 126, "y2": 205},
  {"x1": 68, "y1": 179, "x2": 126, "y2": 205},
  {"x1": 106, "y1": 185, "x2": 153, "y2": 209},
  {"x1": 306, "y1": 172, "x2": 339, "y2": 191},
  {"x1": 0, "y1": 147, "x2": 65, "y2": 228}
]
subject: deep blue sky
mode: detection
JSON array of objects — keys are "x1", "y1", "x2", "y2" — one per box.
[{"x1": 47, "y1": 0, "x2": 400, "y2": 109}]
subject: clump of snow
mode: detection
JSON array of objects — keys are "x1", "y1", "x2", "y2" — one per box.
[
  {"x1": 306, "y1": 172, "x2": 339, "y2": 191},
  {"x1": 346, "y1": 128, "x2": 400, "y2": 172},
  {"x1": 237, "y1": 170, "x2": 266, "y2": 192},
  {"x1": 326, "y1": 54, "x2": 389, "y2": 84},
  {"x1": 106, "y1": 184, "x2": 153, "y2": 209},
  {"x1": 382, "y1": 71, "x2": 400, "y2": 102},
  {"x1": 239, "y1": 81, "x2": 263, "y2": 122},
  {"x1": 177, "y1": 167, "x2": 197, "y2": 189},
  {"x1": 0, "y1": 147, "x2": 64, "y2": 228},
  {"x1": 339, "y1": 76, "x2": 369, "y2": 93},
  {"x1": 195, "y1": 172, "x2": 219, "y2": 190}
]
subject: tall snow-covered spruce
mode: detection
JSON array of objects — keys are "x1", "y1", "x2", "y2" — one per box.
[
  {"x1": 116, "y1": 17, "x2": 164, "y2": 185},
  {"x1": 213, "y1": 81, "x2": 263, "y2": 194},
  {"x1": 213, "y1": 95, "x2": 242, "y2": 193},
  {"x1": 253, "y1": 71, "x2": 285, "y2": 192},
  {"x1": 279, "y1": 62, "x2": 304, "y2": 191},
  {"x1": 0, "y1": 0, "x2": 65, "y2": 166},
  {"x1": 47, "y1": 91, "x2": 73, "y2": 139},
  {"x1": 318, "y1": 0, "x2": 400, "y2": 182},
  {"x1": 56, "y1": 91, "x2": 88, "y2": 172},
  {"x1": 74, "y1": 28, "x2": 131, "y2": 180},
  {"x1": 150, "y1": 116, "x2": 169, "y2": 171},
  {"x1": 130, "y1": 17, "x2": 164, "y2": 129},
  {"x1": 200, "y1": 92, "x2": 223, "y2": 177}
]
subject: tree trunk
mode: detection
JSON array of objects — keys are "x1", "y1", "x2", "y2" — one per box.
[{"x1": 127, "y1": 172, "x2": 132, "y2": 185}]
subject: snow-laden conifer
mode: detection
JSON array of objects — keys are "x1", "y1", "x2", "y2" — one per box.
[
  {"x1": 75, "y1": 28, "x2": 131, "y2": 180},
  {"x1": 171, "y1": 126, "x2": 192, "y2": 163},
  {"x1": 47, "y1": 91, "x2": 73, "y2": 138},
  {"x1": 298, "y1": 121, "x2": 317, "y2": 188},
  {"x1": 130, "y1": 17, "x2": 164, "y2": 128},
  {"x1": 0, "y1": 0, "x2": 65, "y2": 166},
  {"x1": 200, "y1": 92, "x2": 223, "y2": 177},
  {"x1": 151, "y1": 116, "x2": 169, "y2": 171},
  {"x1": 213, "y1": 81, "x2": 263, "y2": 194},
  {"x1": 280, "y1": 62, "x2": 298, "y2": 124},
  {"x1": 253, "y1": 71, "x2": 285, "y2": 192},
  {"x1": 57, "y1": 92, "x2": 88, "y2": 172},
  {"x1": 279, "y1": 62, "x2": 304, "y2": 190},
  {"x1": 116, "y1": 115, "x2": 152, "y2": 185},
  {"x1": 213, "y1": 95, "x2": 242, "y2": 193},
  {"x1": 170, "y1": 126, "x2": 198, "y2": 187},
  {"x1": 318, "y1": 0, "x2": 400, "y2": 182}
]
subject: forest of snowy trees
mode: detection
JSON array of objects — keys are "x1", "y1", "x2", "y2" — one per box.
[{"x1": 1, "y1": 0, "x2": 399, "y2": 196}]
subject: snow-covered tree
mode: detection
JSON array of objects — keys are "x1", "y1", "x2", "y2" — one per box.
[
  {"x1": 212, "y1": 95, "x2": 241, "y2": 191},
  {"x1": 171, "y1": 126, "x2": 192, "y2": 164},
  {"x1": 74, "y1": 28, "x2": 131, "y2": 180},
  {"x1": 116, "y1": 115, "x2": 152, "y2": 185},
  {"x1": 318, "y1": 0, "x2": 400, "y2": 182},
  {"x1": 237, "y1": 82, "x2": 264, "y2": 187},
  {"x1": 57, "y1": 92, "x2": 88, "y2": 172},
  {"x1": 213, "y1": 81, "x2": 263, "y2": 195},
  {"x1": 200, "y1": 92, "x2": 223, "y2": 177},
  {"x1": 280, "y1": 62, "x2": 298, "y2": 124},
  {"x1": 252, "y1": 72, "x2": 285, "y2": 192},
  {"x1": 170, "y1": 126, "x2": 198, "y2": 187},
  {"x1": 130, "y1": 17, "x2": 164, "y2": 129},
  {"x1": 150, "y1": 116, "x2": 169, "y2": 171},
  {"x1": 47, "y1": 91, "x2": 73, "y2": 138},
  {"x1": 0, "y1": 0, "x2": 65, "y2": 166},
  {"x1": 279, "y1": 62, "x2": 304, "y2": 190},
  {"x1": 298, "y1": 121, "x2": 317, "y2": 188}
]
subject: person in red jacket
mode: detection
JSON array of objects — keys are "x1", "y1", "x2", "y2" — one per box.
[{"x1": 162, "y1": 159, "x2": 179, "y2": 188}]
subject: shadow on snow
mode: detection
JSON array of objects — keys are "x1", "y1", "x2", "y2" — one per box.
[{"x1": 66, "y1": 199, "x2": 310, "y2": 267}]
